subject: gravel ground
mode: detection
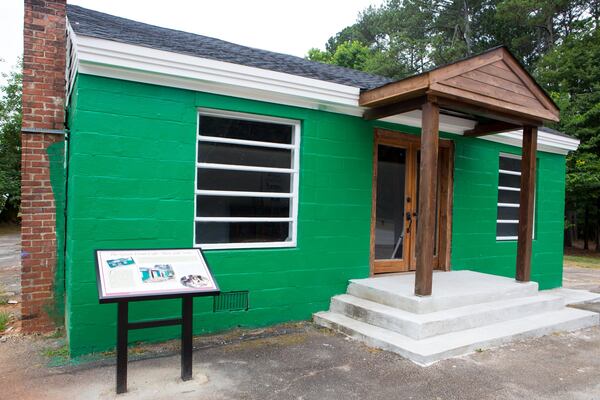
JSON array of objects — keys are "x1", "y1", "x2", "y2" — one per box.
[
  {"x1": 563, "y1": 266, "x2": 600, "y2": 292},
  {"x1": 1, "y1": 322, "x2": 600, "y2": 400},
  {"x1": 0, "y1": 224, "x2": 20, "y2": 296},
  {"x1": 0, "y1": 224, "x2": 21, "y2": 332},
  {"x1": 2, "y1": 228, "x2": 600, "y2": 399}
]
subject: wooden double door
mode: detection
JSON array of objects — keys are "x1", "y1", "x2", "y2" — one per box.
[{"x1": 371, "y1": 129, "x2": 453, "y2": 274}]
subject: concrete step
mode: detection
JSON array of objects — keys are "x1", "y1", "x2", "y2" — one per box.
[
  {"x1": 330, "y1": 293, "x2": 565, "y2": 339},
  {"x1": 314, "y1": 308, "x2": 599, "y2": 366},
  {"x1": 347, "y1": 271, "x2": 539, "y2": 314}
]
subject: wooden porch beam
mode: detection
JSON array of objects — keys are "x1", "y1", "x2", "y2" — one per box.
[
  {"x1": 363, "y1": 96, "x2": 427, "y2": 121},
  {"x1": 516, "y1": 125, "x2": 537, "y2": 282},
  {"x1": 464, "y1": 121, "x2": 520, "y2": 137},
  {"x1": 414, "y1": 100, "x2": 439, "y2": 296},
  {"x1": 432, "y1": 93, "x2": 543, "y2": 127}
]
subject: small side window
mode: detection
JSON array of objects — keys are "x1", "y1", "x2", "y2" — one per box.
[{"x1": 496, "y1": 153, "x2": 535, "y2": 241}]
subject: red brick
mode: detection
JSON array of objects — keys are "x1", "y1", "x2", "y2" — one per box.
[{"x1": 21, "y1": 0, "x2": 67, "y2": 335}]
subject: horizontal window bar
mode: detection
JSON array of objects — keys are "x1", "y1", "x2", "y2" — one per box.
[
  {"x1": 195, "y1": 217, "x2": 293, "y2": 222},
  {"x1": 198, "y1": 135, "x2": 295, "y2": 150},
  {"x1": 498, "y1": 203, "x2": 520, "y2": 208},
  {"x1": 199, "y1": 109, "x2": 300, "y2": 127},
  {"x1": 196, "y1": 240, "x2": 296, "y2": 250},
  {"x1": 496, "y1": 236, "x2": 518, "y2": 241},
  {"x1": 499, "y1": 169, "x2": 521, "y2": 176},
  {"x1": 197, "y1": 162, "x2": 297, "y2": 174},
  {"x1": 498, "y1": 186, "x2": 520, "y2": 192},
  {"x1": 497, "y1": 219, "x2": 519, "y2": 224},
  {"x1": 196, "y1": 190, "x2": 294, "y2": 198}
]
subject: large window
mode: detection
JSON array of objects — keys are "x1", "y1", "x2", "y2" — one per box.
[
  {"x1": 194, "y1": 110, "x2": 300, "y2": 249},
  {"x1": 496, "y1": 153, "x2": 535, "y2": 241}
]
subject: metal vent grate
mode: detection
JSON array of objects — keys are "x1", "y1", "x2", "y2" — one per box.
[{"x1": 213, "y1": 291, "x2": 249, "y2": 312}]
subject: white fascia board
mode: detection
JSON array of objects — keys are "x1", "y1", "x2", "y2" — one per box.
[
  {"x1": 72, "y1": 33, "x2": 360, "y2": 107},
  {"x1": 480, "y1": 129, "x2": 579, "y2": 155},
  {"x1": 68, "y1": 31, "x2": 578, "y2": 155},
  {"x1": 381, "y1": 110, "x2": 476, "y2": 134},
  {"x1": 65, "y1": 22, "x2": 80, "y2": 105}
]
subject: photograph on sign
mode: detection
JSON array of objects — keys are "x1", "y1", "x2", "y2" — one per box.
[{"x1": 96, "y1": 249, "x2": 218, "y2": 301}]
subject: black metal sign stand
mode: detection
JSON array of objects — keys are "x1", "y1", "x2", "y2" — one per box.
[{"x1": 116, "y1": 296, "x2": 194, "y2": 394}]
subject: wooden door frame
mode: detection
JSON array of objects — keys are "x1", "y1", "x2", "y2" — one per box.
[{"x1": 370, "y1": 128, "x2": 454, "y2": 276}]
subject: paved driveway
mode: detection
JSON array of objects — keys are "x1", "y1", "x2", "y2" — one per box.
[
  {"x1": 563, "y1": 266, "x2": 600, "y2": 292},
  {"x1": 2, "y1": 322, "x2": 600, "y2": 400},
  {"x1": 0, "y1": 224, "x2": 20, "y2": 297}
]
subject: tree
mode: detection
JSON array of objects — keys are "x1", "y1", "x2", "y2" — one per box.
[
  {"x1": 0, "y1": 61, "x2": 22, "y2": 223},
  {"x1": 307, "y1": 40, "x2": 373, "y2": 70},
  {"x1": 307, "y1": 0, "x2": 597, "y2": 74},
  {"x1": 535, "y1": 25, "x2": 600, "y2": 249}
]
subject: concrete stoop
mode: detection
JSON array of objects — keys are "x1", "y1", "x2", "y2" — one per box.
[{"x1": 314, "y1": 271, "x2": 599, "y2": 366}]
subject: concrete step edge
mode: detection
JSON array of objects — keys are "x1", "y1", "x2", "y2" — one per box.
[
  {"x1": 346, "y1": 280, "x2": 539, "y2": 314},
  {"x1": 314, "y1": 308, "x2": 599, "y2": 366},
  {"x1": 330, "y1": 293, "x2": 565, "y2": 339}
]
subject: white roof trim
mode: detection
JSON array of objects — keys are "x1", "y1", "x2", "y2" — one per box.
[
  {"x1": 67, "y1": 29, "x2": 578, "y2": 155},
  {"x1": 480, "y1": 128, "x2": 579, "y2": 155},
  {"x1": 72, "y1": 33, "x2": 360, "y2": 106}
]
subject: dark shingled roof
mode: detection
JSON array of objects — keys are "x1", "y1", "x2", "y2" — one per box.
[
  {"x1": 538, "y1": 126, "x2": 575, "y2": 140},
  {"x1": 66, "y1": 5, "x2": 394, "y2": 90}
]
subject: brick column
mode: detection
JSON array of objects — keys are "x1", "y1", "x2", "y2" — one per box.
[{"x1": 21, "y1": 0, "x2": 67, "y2": 333}]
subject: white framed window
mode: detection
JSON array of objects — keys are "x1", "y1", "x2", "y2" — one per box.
[
  {"x1": 496, "y1": 153, "x2": 535, "y2": 241},
  {"x1": 194, "y1": 109, "x2": 300, "y2": 250}
]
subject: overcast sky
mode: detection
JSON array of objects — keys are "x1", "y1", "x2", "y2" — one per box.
[{"x1": 0, "y1": 0, "x2": 382, "y2": 86}]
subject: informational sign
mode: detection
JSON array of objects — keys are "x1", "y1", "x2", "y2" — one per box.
[{"x1": 95, "y1": 248, "x2": 219, "y2": 302}]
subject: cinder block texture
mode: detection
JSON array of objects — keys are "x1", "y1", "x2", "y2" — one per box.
[{"x1": 64, "y1": 74, "x2": 567, "y2": 356}]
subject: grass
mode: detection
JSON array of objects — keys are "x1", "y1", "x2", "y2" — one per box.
[
  {"x1": 43, "y1": 345, "x2": 69, "y2": 358},
  {"x1": 564, "y1": 254, "x2": 600, "y2": 269},
  {"x1": 0, "y1": 311, "x2": 10, "y2": 332},
  {"x1": 0, "y1": 284, "x2": 8, "y2": 305}
]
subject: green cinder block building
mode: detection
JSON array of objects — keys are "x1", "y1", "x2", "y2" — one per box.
[{"x1": 22, "y1": 3, "x2": 581, "y2": 356}]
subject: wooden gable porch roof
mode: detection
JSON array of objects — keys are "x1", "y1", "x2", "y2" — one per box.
[
  {"x1": 360, "y1": 47, "x2": 559, "y2": 135},
  {"x1": 361, "y1": 47, "x2": 559, "y2": 296}
]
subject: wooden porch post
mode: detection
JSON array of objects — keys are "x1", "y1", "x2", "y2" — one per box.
[
  {"x1": 516, "y1": 126, "x2": 537, "y2": 282},
  {"x1": 414, "y1": 100, "x2": 439, "y2": 296}
]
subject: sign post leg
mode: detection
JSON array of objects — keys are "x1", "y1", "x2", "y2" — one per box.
[
  {"x1": 181, "y1": 296, "x2": 193, "y2": 381},
  {"x1": 116, "y1": 301, "x2": 129, "y2": 394}
]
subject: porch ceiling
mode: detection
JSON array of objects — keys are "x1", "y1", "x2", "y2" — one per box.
[{"x1": 360, "y1": 47, "x2": 560, "y2": 136}]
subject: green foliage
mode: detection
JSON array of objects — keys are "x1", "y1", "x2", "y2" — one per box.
[
  {"x1": 0, "y1": 61, "x2": 22, "y2": 222},
  {"x1": 566, "y1": 153, "x2": 600, "y2": 201},
  {"x1": 535, "y1": 26, "x2": 600, "y2": 209},
  {"x1": 308, "y1": 0, "x2": 597, "y2": 77},
  {"x1": 307, "y1": 41, "x2": 373, "y2": 71},
  {"x1": 0, "y1": 311, "x2": 10, "y2": 332}
]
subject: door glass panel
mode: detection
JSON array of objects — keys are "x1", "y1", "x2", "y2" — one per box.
[
  {"x1": 375, "y1": 145, "x2": 407, "y2": 260},
  {"x1": 414, "y1": 151, "x2": 439, "y2": 256}
]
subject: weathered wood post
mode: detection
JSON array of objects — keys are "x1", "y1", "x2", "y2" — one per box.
[
  {"x1": 516, "y1": 125, "x2": 537, "y2": 282},
  {"x1": 415, "y1": 99, "x2": 440, "y2": 296}
]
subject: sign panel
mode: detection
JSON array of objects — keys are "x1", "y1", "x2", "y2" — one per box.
[{"x1": 95, "y1": 248, "x2": 219, "y2": 302}]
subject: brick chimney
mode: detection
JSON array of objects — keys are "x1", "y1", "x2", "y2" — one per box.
[{"x1": 21, "y1": 0, "x2": 67, "y2": 333}]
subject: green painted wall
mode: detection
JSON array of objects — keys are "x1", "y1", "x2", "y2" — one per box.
[
  {"x1": 449, "y1": 136, "x2": 566, "y2": 289},
  {"x1": 65, "y1": 74, "x2": 566, "y2": 356},
  {"x1": 47, "y1": 140, "x2": 66, "y2": 325}
]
